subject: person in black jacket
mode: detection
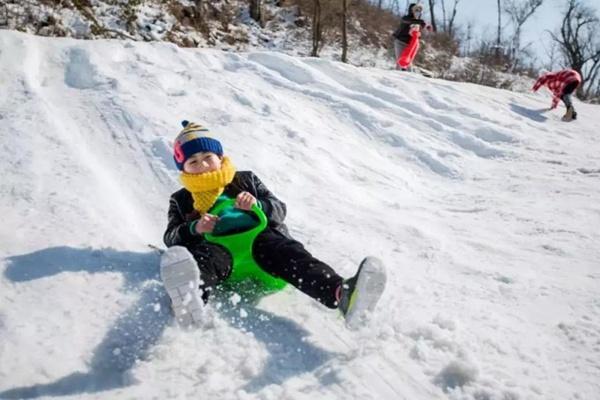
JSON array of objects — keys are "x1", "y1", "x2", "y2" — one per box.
[
  {"x1": 161, "y1": 120, "x2": 385, "y2": 328},
  {"x1": 392, "y1": 3, "x2": 428, "y2": 70}
]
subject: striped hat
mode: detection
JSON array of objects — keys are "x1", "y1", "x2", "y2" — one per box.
[{"x1": 173, "y1": 120, "x2": 223, "y2": 171}]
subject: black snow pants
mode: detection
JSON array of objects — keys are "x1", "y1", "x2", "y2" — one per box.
[
  {"x1": 561, "y1": 81, "x2": 579, "y2": 109},
  {"x1": 188, "y1": 228, "x2": 343, "y2": 308}
]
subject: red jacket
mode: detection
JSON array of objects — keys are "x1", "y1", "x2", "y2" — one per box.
[{"x1": 532, "y1": 69, "x2": 582, "y2": 109}]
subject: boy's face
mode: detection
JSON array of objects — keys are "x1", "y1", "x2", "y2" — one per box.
[
  {"x1": 412, "y1": 5, "x2": 423, "y2": 17},
  {"x1": 183, "y1": 152, "x2": 223, "y2": 174}
]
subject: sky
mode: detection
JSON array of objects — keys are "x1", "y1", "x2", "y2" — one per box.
[{"x1": 455, "y1": 0, "x2": 565, "y2": 65}]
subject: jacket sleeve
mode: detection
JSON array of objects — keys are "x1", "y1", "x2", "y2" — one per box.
[
  {"x1": 551, "y1": 94, "x2": 560, "y2": 109},
  {"x1": 163, "y1": 195, "x2": 198, "y2": 247},
  {"x1": 532, "y1": 75, "x2": 547, "y2": 92},
  {"x1": 393, "y1": 19, "x2": 408, "y2": 38},
  {"x1": 252, "y1": 173, "x2": 287, "y2": 226}
]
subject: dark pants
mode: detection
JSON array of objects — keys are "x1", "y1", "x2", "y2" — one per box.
[
  {"x1": 189, "y1": 228, "x2": 343, "y2": 308},
  {"x1": 394, "y1": 39, "x2": 408, "y2": 63},
  {"x1": 561, "y1": 81, "x2": 578, "y2": 109}
]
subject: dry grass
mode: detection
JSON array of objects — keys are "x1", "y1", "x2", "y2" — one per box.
[
  {"x1": 168, "y1": 2, "x2": 210, "y2": 37},
  {"x1": 286, "y1": 0, "x2": 399, "y2": 49}
]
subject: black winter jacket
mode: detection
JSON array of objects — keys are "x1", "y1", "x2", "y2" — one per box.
[
  {"x1": 163, "y1": 171, "x2": 290, "y2": 248},
  {"x1": 392, "y1": 15, "x2": 427, "y2": 43}
]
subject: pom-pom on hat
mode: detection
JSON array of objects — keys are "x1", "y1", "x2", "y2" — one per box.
[{"x1": 173, "y1": 120, "x2": 224, "y2": 171}]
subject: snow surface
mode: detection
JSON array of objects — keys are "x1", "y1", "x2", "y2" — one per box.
[{"x1": 1, "y1": 30, "x2": 599, "y2": 400}]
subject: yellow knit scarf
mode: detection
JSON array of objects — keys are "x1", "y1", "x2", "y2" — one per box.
[{"x1": 179, "y1": 156, "x2": 236, "y2": 214}]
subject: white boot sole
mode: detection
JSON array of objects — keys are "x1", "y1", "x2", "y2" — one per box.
[
  {"x1": 345, "y1": 257, "x2": 387, "y2": 330},
  {"x1": 160, "y1": 246, "x2": 204, "y2": 328}
]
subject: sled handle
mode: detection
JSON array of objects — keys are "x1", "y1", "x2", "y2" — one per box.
[{"x1": 204, "y1": 198, "x2": 268, "y2": 242}]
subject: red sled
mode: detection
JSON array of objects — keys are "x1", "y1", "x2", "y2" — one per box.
[{"x1": 397, "y1": 29, "x2": 421, "y2": 69}]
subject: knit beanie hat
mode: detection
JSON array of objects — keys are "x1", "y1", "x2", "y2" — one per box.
[
  {"x1": 409, "y1": 3, "x2": 423, "y2": 14},
  {"x1": 173, "y1": 120, "x2": 224, "y2": 171}
]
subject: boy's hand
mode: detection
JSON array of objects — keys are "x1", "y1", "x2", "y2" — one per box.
[
  {"x1": 235, "y1": 191, "x2": 257, "y2": 211},
  {"x1": 410, "y1": 24, "x2": 421, "y2": 33},
  {"x1": 195, "y1": 213, "x2": 219, "y2": 234}
]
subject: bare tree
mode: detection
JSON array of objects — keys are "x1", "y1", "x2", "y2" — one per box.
[
  {"x1": 439, "y1": 0, "x2": 460, "y2": 36},
  {"x1": 541, "y1": 39, "x2": 560, "y2": 70},
  {"x1": 341, "y1": 0, "x2": 348, "y2": 62},
  {"x1": 496, "y1": 0, "x2": 502, "y2": 59},
  {"x1": 447, "y1": 0, "x2": 460, "y2": 37},
  {"x1": 462, "y1": 19, "x2": 475, "y2": 55},
  {"x1": 0, "y1": 2, "x2": 8, "y2": 27},
  {"x1": 427, "y1": 0, "x2": 437, "y2": 31},
  {"x1": 311, "y1": 0, "x2": 322, "y2": 56},
  {"x1": 549, "y1": 0, "x2": 600, "y2": 98},
  {"x1": 504, "y1": 0, "x2": 544, "y2": 70},
  {"x1": 390, "y1": 0, "x2": 401, "y2": 15},
  {"x1": 441, "y1": 0, "x2": 447, "y2": 31},
  {"x1": 249, "y1": 0, "x2": 261, "y2": 22}
]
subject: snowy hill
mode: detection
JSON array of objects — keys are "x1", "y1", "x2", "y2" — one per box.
[{"x1": 1, "y1": 30, "x2": 599, "y2": 400}]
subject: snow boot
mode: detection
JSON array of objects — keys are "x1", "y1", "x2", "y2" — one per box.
[
  {"x1": 338, "y1": 257, "x2": 387, "y2": 329},
  {"x1": 562, "y1": 106, "x2": 575, "y2": 122},
  {"x1": 160, "y1": 246, "x2": 204, "y2": 328}
]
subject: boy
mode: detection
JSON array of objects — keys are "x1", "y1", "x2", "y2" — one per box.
[
  {"x1": 161, "y1": 121, "x2": 386, "y2": 328},
  {"x1": 392, "y1": 3, "x2": 430, "y2": 71},
  {"x1": 532, "y1": 68, "x2": 582, "y2": 122}
]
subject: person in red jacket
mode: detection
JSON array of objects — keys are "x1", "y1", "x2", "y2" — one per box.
[{"x1": 532, "y1": 68, "x2": 582, "y2": 122}]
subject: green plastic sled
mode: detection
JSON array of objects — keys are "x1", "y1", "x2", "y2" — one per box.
[{"x1": 204, "y1": 199, "x2": 287, "y2": 294}]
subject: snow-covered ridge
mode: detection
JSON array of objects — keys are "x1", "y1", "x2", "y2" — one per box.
[
  {"x1": 0, "y1": 0, "x2": 360, "y2": 62},
  {"x1": 1, "y1": 0, "x2": 540, "y2": 86},
  {"x1": 0, "y1": 30, "x2": 599, "y2": 399}
]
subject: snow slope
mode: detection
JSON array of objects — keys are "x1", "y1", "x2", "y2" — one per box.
[{"x1": 0, "y1": 30, "x2": 599, "y2": 400}]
